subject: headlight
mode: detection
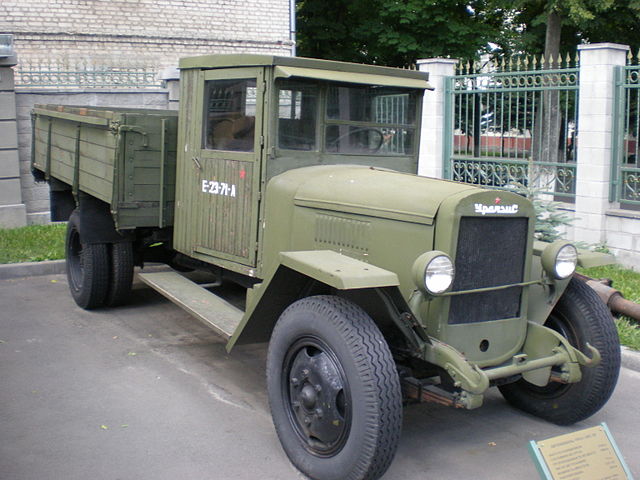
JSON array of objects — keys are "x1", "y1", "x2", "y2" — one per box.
[
  {"x1": 412, "y1": 251, "x2": 455, "y2": 295},
  {"x1": 541, "y1": 241, "x2": 578, "y2": 279},
  {"x1": 555, "y1": 244, "x2": 578, "y2": 278}
]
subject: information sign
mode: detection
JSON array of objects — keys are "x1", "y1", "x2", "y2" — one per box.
[{"x1": 529, "y1": 423, "x2": 633, "y2": 480}]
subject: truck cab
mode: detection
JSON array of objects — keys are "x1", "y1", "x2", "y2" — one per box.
[{"x1": 172, "y1": 55, "x2": 429, "y2": 278}]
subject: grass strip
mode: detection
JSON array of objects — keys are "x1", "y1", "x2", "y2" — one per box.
[
  {"x1": 0, "y1": 223, "x2": 66, "y2": 264},
  {"x1": 579, "y1": 265, "x2": 640, "y2": 351}
]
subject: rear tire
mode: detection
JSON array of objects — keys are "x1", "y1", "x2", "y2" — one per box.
[
  {"x1": 498, "y1": 278, "x2": 620, "y2": 425},
  {"x1": 104, "y1": 242, "x2": 134, "y2": 307},
  {"x1": 266, "y1": 295, "x2": 402, "y2": 480},
  {"x1": 65, "y1": 210, "x2": 109, "y2": 309}
]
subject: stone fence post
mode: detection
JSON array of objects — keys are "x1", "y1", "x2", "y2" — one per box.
[
  {"x1": 573, "y1": 43, "x2": 629, "y2": 246},
  {"x1": 0, "y1": 39, "x2": 27, "y2": 228},
  {"x1": 160, "y1": 67, "x2": 180, "y2": 110},
  {"x1": 416, "y1": 58, "x2": 458, "y2": 178}
]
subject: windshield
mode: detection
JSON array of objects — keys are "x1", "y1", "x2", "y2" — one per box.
[{"x1": 276, "y1": 80, "x2": 419, "y2": 156}]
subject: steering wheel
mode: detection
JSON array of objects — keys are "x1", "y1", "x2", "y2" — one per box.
[{"x1": 328, "y1": 127, "x2": 386, "y2": 154}]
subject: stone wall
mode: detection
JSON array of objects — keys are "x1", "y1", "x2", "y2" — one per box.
[
  {"x1": 605, "y1": 212, "x2": 640, "y2": 269},
  {"x1": 0, "y1": 55, "x2": 27, "y2": 227},
  {"x1": 0, "y1": 0, "x2": 293, "y2": 69}
]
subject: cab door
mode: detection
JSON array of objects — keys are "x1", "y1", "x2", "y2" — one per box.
[{"x1": 176, "y1": 67, "x2": 265, "y2": 271}]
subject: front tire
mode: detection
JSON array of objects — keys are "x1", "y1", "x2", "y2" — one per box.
[
  {"x1": 266, "y1": 296, "x2": 402, "y2": 480},
  {"x1": 65, "y1": 210, "x2": 109, "y2": 309},
  {"x1": 499, "y1": 278, "x2": 620, "y2": 425}
]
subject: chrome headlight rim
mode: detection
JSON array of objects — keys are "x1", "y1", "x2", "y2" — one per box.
[
  {"x1": 412, "y1": 251, "x2": 455, "y2": 295},
  {"x1": 541, "y1": 241, "x2": 578, "y2": 280}
]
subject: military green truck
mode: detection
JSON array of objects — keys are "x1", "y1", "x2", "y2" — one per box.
[{"x1": 31, "y1": 54, "x2": 620, "y2": 480}]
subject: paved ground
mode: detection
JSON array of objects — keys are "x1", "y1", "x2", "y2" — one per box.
[{"x1": 1, "y1": 272, "x2": 638, "y2": 480}]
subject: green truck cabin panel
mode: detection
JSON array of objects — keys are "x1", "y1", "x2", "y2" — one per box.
[
  {"x1": 179, "y1": 54, "x2": 431, "y2": 90},
  {"x1": 173, "y1": 68, "x2": 200, "y2": 258},
  {"x1": 265, "y1": 153, "x2": 419, "y2": 182},
  {"x1": 280, "y1": 250, "x2": 400, "y2": 289},
  {"x1": 258, "y1": 165, "x2": 539, "y2": 367},
  {"x1": 172, "y1": 66, "x2": 265, "y2": 274}
]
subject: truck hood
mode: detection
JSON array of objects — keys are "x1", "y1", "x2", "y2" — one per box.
[{"x1": 279, "y1": 165, "x2": 478, "y2": 225}]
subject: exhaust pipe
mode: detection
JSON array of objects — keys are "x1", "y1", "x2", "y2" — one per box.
[{"x1": 574, "y1": 273, "x2": 640, "y2": 321}]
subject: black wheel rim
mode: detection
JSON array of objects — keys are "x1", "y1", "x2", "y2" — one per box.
[
  {"x1": 282, "y1": 336, "x2": 352, "y2": 457},
  {"x1": 67, "y1": 227, "x2": 84, "y2": 291}
]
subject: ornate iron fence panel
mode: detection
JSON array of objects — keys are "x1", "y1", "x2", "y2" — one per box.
[
  {"x1": 612, "y1": 61, "x2": 640, "y2": 206},
  {"x1": 14, "y1": 58, "x2": 162, "y2": 89},
  {"x1": 374, "y1": 93, "x2": 409, "y2": 154},
  {"x1": 444, "y1": 56, "x2": 579, "y2": 201}
]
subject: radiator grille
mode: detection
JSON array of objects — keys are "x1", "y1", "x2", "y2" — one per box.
[{"x1": 449, "y1": 216, "x2": 528, "y2": 324}]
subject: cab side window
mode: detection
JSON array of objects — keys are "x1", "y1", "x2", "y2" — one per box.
[
  {"x1": 204, "y1": 78, "x2": 256, "y2": 152},
  {"x1": 325, "y1": 84, "x2": 417, "y2": 156},
  {"x1": 277, "y1": 80, "x2": 318, "y2": 151}
]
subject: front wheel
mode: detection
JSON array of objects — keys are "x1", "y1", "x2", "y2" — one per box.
[
  {"x1": 499, "y1": 277, "x2": 621, "y2": 425},
  {"x1": 266, "y1": 296, "x2": 402, "y2": 480}
]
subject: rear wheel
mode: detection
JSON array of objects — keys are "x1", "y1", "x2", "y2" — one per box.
[
  {"x1": 266, "y1": 295, "x2": 402, "y2": 480},
  {"x1": 498, "y1": 278, "x2": 620, "y2": 425},
  {"x1": 65, "y1": 210, "x2": 109, "y2": 309},
  {"x1": 104, "y1": 242, "x2": 134, "y2": 307}
]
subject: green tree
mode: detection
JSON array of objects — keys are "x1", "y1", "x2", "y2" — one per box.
[
  {"x1": 492, "y1": 0, "x2": 640, "y2": 59},
  {"x1": 297, "y1": 0, "x2": 640, "y2": 68},
  {"x1": 296, "y1": 0, "x2": 502, "y2": 67}
]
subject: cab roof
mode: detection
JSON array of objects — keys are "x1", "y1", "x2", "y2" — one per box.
[{"x1": 179, "y1": 54, "x2": 432, "y2": 90}]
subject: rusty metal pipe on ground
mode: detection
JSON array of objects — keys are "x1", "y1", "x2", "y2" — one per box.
[{"x1": 574, "y1": 273, "x2": 640, "y2": 321}]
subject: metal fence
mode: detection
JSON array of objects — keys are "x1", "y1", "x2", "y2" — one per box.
[
  {"x1": 612, "y1": 53, "x2": 640, "y2": 206},
  {"x1": 374, "y1": 93, "x2": 410, "y2": 154},
  {"x1": 14, "y1": 57, "x2": 162, "y2": 89},
  {"x1": 444, "y1": 55, "x2": 579, "y2": 200}
]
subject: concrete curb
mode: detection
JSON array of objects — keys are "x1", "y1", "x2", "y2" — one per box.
[
  {"x1": 0, "y1": 259, "x2": 65, "y2": 279},
  {"x1": 0, "y1": 259, "x2": 639, "y2": 372},
  {"x1": 621, "y1": 346, "x2": 640, "y2": 373}
]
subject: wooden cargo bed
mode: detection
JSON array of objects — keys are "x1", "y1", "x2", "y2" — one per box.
[{"x1": 31, "y1": 105, "x2": 178, "y2": 229}]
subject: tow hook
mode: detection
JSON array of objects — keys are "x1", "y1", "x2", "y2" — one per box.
[{"x1": 575, "y1": 342, "x2": 601, "y2": 367}]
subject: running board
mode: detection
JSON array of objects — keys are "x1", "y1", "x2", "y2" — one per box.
[{"x1": 138, "y1": 271, "x2": 243, "y2": 340}]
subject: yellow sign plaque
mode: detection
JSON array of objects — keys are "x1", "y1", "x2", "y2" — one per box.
[{"x1": 529, "y1": 424, "x2": 633, "y2": 480}]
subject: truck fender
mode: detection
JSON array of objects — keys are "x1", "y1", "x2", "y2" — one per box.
[
  {"x1": 533, "y1": 240, "x2": 616, "y2": 268},
  {"x1": 49, "y1": 178, "x2": 75, "y2": 222},
  {"x1": 77, "y1": 193, "x2": 133, "y2": 244},
  {"x1": 226, "y1": 250, "x2": 427, "y2": 353},
  {"x1": 528, "y1": 241, "x2": 616, "y2": 325}
]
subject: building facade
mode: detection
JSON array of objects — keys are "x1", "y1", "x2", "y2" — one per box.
[{"x1": 1, "y1": 0, "x2": 294, "y2": 69}]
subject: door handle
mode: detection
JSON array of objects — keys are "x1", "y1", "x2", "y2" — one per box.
[{"x1": 192, "y1": 157, "x2": 202, "y2": 170}]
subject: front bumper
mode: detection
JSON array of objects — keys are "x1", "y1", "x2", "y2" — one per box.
[{"x1": 422, "y1": 321, "x2": 601, "y2": 409}]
